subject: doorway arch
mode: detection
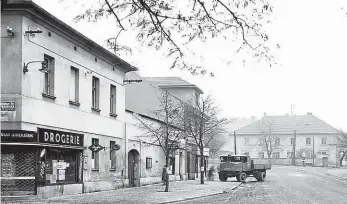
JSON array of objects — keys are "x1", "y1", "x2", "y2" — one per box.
[{"x1": 128, "y1": 149, "x2": 140, "y2": 187}]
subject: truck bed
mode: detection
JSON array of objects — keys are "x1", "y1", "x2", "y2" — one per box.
[{"x1": 253, "y1": 163, "x2": 271, "y2": 170}]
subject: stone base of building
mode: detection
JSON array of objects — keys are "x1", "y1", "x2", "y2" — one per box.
[
  {"x1": 37, "y1": 184, "x2": 83, "y2": 199},
  {"x1": 83, "y1": 180, "x2": 127, "y2": 193}
]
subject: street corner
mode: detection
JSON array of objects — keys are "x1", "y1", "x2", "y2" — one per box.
[{"x1": 222, "y1": 182, "x2": 242, "y2": 193}]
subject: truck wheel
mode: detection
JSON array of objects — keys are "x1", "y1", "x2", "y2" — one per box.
[
  {"x1": 238, "y1": 172, "x2": 247, "y2": 183},
  {"x1": 258, "y1": 172, "x2": 266, "y2": 181},
  {"x1": 219, "y1": 174, "x2": 227, "y2": 181},
  {"x1": 255, "y1": 172, "x2": 262, "y2": 181}
]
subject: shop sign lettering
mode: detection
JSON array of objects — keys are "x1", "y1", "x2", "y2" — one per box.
[
  {"x1": 38, "y1": 128, "x2": 84, "y2": 147},
  {"x1": 1, "y1": 130, "x2": 37, "y2": 143},
  {"x1": 1, "y1": 102, "x2": 15, "y2": 111}
]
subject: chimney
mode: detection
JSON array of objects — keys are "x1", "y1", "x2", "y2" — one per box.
[
  {"x1": 307, "y1": 112, "x2": 312, "y2": 115},
  {"x1": 263, "y1": 112, "x2": 267, "y2": 117}
]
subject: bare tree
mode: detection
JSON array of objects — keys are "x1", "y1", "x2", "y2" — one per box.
[
  {"x1": 184, "y1": 95, "x2": 230, "y2": 184},
  {"x1": 257, "y1": 120, "x2": 282, "y2": 164},
  {"x1": 134, "y1": 90, "x2": 184, "y2": 192},
  {"x1": 67, "y1": 0, "x2": 278, "y2": 75},
  {"x1": 337, "y1": 132, "x2": 347, "y2": 166}
]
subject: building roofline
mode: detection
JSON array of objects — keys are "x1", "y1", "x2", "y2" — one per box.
[{"x1": 2, "y1": 0, "x2": 138, "y2": 73}]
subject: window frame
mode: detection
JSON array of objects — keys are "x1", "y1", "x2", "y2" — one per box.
[
  {"x1": 244, "y1": 138, "x2": 250, "y2": 145},
  {"x1": 258, "y1": 152, "x2": 264, "y2": 159},
  {"x1": 69, "y1": 66, "x2": 80, "y2": 105},
  {"x1": 146, "y1": 157, "x2": 152, "y2": 169},
  {"x1": 43, "y1": 54, "x2": 55, "y2": 97},
  {"x1": 306, "y1": 137, "x2": 311, "y2": 145},
  {"x1": 110, "y1": 84, "x2": 117, "y2": 116},
  {"x1": 91, "y1": 76, "x2": 100, "y2": 111},
  {"x1": 290, "y1": 138, "x2": 294, "y2": 145},
  {"x1": 321, "y1": 137, "x2": 327, "y2": 145},
  {"x1": 275, "y1": 137, "x2": 280, "y2": 145}
]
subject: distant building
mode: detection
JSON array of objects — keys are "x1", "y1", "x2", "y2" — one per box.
[
  {"x1": 125, "y1": 73, "x2": 208, "y2": 184},
  {"x1": 235, "y1": 113, "x2": 342, "y2": 167}
]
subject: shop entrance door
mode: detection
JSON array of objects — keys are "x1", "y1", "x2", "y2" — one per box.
[
  {"x1": 128, "y1": 149, "x2": 140, "y2": 187},
  {"x1": 322, "y1": 157, "x2": 328, "y2": 167}
]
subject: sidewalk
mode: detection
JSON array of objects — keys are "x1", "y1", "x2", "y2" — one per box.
[{"x1": 7, "y1": 180, "x2": 241, "y2": 204}]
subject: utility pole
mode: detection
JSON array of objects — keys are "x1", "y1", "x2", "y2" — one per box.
[
  {"x1": 292, "y1": 130, "x2": 297, "y2": 166},
  {"x1": 234, "y1": 131, "x2": 237, "y2": 155}
]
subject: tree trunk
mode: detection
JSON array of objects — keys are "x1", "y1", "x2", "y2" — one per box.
[
  {"x1": 267, "y1": 153, "x2": 272, "y2": 165},
  {"x1": 165, "y1": 154, "x2": 169, "y2": 192},
  {"x1": 340, "y1": 151, "x2": 346, "y2": 167},
  {"x1": 200, "y1": 148, "x2": 204, "y2": 184}
]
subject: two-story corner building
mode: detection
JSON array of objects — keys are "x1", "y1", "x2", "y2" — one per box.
[
  {"x1": 1, "y1": 0, "x2": 136, "y2": 199},
  {"x1": 124, "y1": 73, "x2": 208, "y2": 185},
  {"x1": 233, "y1": 113, "x2": 342, "y2": 167}
]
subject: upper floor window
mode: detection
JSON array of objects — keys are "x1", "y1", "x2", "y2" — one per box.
[
  {"x1": 272, "y1": 152, "x2": 280, "y2": 159},
  {"x1": 258, "y1": 152, "x2": 264, "y2": 159},
  {"x1": 275, "y1": 138, "x2": 280, "y2": 145},
  {"x1": 43, "y1": 55, "x2": 55, "y2": 96},
  {"x1": 290, "y1": 138, "x2": 294, "y2": 145},
  {"x1": 244, "y1": 138, "x2": 250, "y2": 145},
  {"x1": 92, "y1": 76, "x2": 100, "y2": 110},
  {"x1": 321, "y1": 137, "x2": 327, "y2": 145},
  {"x1": 306, "y1": 137, "x2": 311, "y2": 145},
  {"x1": 110, "y1": 85, "x2": 117, "y2": 115},
  {"x1": 69, "y1": 67, "x2": 79, "y2": 104}
]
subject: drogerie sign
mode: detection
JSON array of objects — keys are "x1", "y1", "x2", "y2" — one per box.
[{"x1": 38, "y1": 128, "x2": 84, "y2": 147}]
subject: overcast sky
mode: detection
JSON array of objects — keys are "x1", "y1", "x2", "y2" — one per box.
[{"x1": 33, "y1": 0, "x2": 347, "y2": 131}]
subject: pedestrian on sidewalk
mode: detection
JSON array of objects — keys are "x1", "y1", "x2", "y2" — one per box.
[{"x1": 162, "y1": 165, "x2": 168, "y2": 185}]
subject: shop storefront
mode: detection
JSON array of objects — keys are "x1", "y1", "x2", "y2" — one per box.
[
  {"x1": 1, "y1": 130, "x2": 38, "y2": 196},
  {"x1": 1, "y1": 128, "x2": 84, "y2": 198}
]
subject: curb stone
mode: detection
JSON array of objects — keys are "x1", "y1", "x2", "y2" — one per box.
[{"x1": 160, "y1": 182, "x2": 242, "y2": 204}]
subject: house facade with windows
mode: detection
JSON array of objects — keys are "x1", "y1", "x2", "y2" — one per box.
[
  {"x1": 1, "y1": 0, "x2": 136, "y2": 199},
  {"x1": 124, "y1": 73, "x2": 208, "y2": 186},
  {"x1": 233, "y1": 113, "x2": 342, "y2": 167}
]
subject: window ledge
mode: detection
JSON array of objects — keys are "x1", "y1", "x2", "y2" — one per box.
[
  {"x1": 42, "y1": 93, "x2": 56, "y2": 100},
  {"x1": 91, "y1": 169, "x2": 99, "y2": 171},
  {"x1": 91, "y1": 107, "x2": 101, "y2": 112},
  {"x1": 69, "y1": 100, "x2": 80, "y2": 106},
  {"x1": 109, "y1": 113, "x2": 118, "y2": 118},
  {"x1": 109, "y1": 168, "x2": 116, "y2": 171}
]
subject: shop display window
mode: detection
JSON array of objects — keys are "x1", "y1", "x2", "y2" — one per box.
[{"x1": 44, "y1": 148, "x2": 79, "y2": 184}]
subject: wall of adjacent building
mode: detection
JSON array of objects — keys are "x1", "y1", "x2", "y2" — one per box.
[{"x1": 1, "y1": 13, "x2": 24, "y2": 129}]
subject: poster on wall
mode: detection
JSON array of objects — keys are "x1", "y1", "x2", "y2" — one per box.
[
  {"x1": 58, "y1": 169, "x2": 65, "y2": 180},
  {"x1": 1, "y1": 154, "x2": 14, "y2": 177},
  {"x1": 83, "y1": 156, "x2": 88, "y2": 170}
]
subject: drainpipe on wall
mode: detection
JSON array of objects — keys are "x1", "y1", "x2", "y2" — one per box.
[{"x1": 123, "y1": 122, "x2": 127, "y2": 188}]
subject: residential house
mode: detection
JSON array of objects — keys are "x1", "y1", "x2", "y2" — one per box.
[
  {"x1": 234, "y1": 113, "x2": 342, "y2": 167},
  {"x1": 1, "y1": 0, "x2": 136, "y2": 198},
  {"x1": 125, "y1": 73, "x2": 208, "y2": 184}
]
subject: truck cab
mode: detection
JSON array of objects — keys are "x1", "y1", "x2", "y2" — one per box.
[{"x1": 218, "y1": 155, "x2": 271, "y2": 182}]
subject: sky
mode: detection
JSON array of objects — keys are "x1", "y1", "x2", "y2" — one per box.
[{"x1": 32, "y1": 0, "x2": 347, "y2": 131}]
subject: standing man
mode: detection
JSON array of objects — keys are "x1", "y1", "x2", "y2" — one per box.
[{"x1": 162, "y1": 165, "x2": 168, "y2": 185}]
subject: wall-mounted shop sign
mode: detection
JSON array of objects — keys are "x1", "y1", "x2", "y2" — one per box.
[
  {"x1": 88, "y1": 144, "x2": 104, "y2": 152},
  {"x1": 1, "y1": 102, "x2": 15, "y2": 111},
  {"x1": 38, "y1": 128, "x2": 84, "y2": 147},
  {"x1": 1, "y1": 130, "x2": 37, "y2": 143}
]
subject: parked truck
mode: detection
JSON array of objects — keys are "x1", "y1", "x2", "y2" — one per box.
[{"x1": 218, "y1": 155, "x2": 271, "y2": 182}]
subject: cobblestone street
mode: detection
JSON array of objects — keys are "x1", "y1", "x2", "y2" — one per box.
[{"x1": 176, "y1": 166, "x2": 347, "y2": 204}]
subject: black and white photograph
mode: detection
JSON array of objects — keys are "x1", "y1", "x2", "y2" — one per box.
[{"x1": 1, "y1": 0, "x2": 346, "y2": 203}]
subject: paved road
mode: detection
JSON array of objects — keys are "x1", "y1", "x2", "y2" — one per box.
[{"x1": 176, "y1": 166, "x2": 347, "y2": 204}]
